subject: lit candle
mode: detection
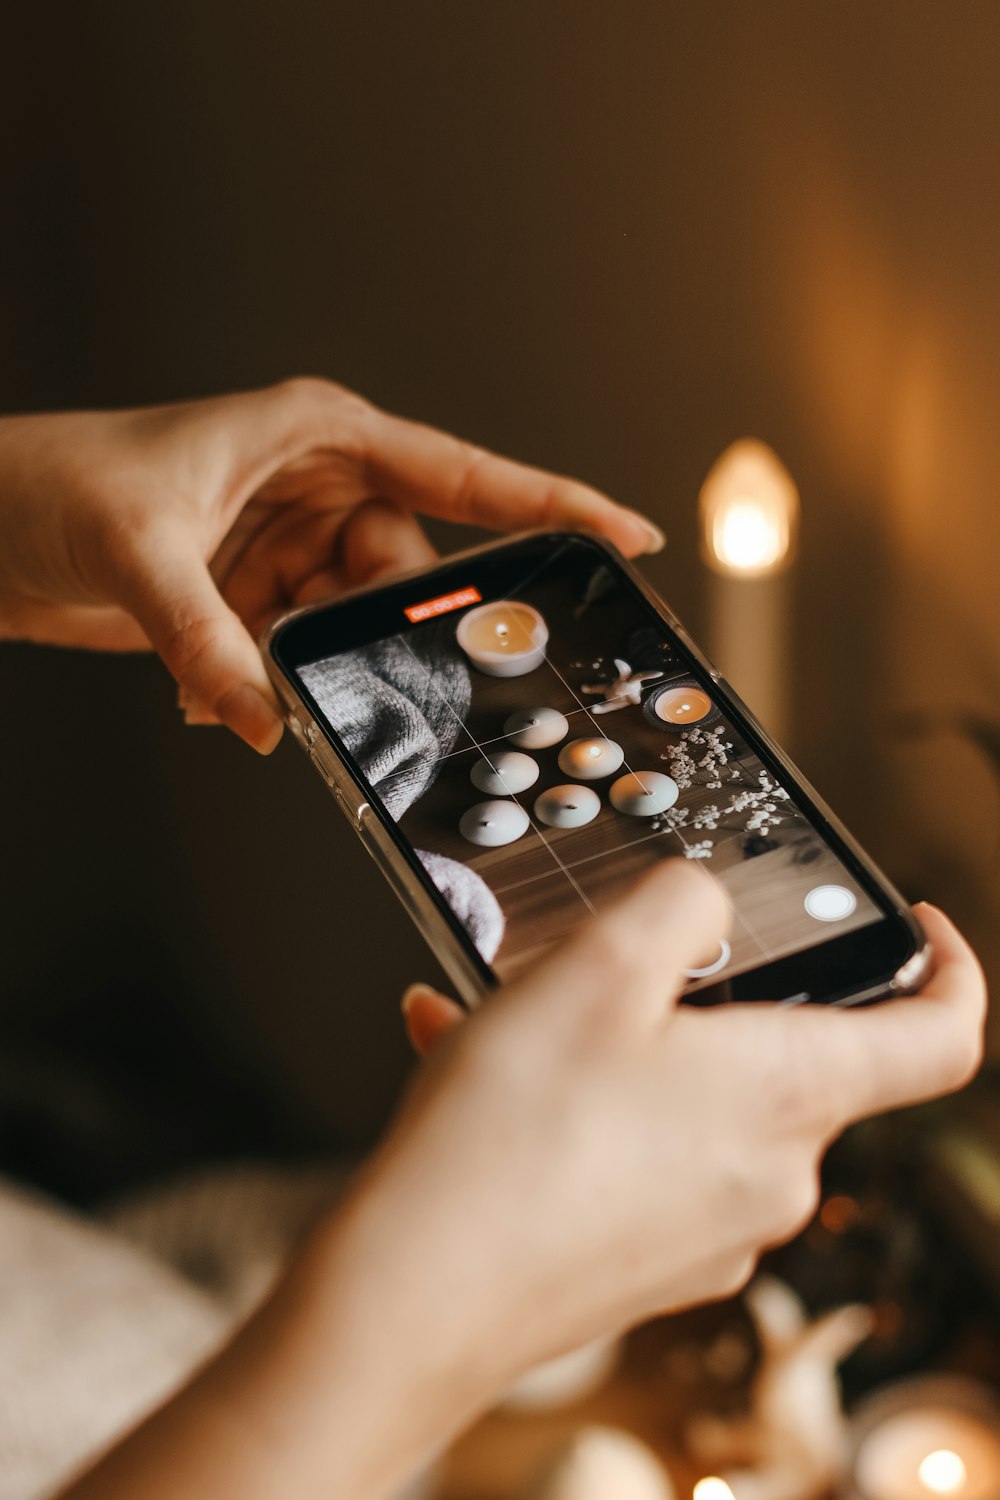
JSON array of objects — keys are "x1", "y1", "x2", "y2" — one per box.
[
  {"x1": 847, "y1": 1379, "x2": 1000, "y2": 1500},
  {"x1": 459, "y1": 799, "x2": 531, "y2": 847},
  {"x1": 504, "y1": 706, "x2": 570, "y2": 749},
  {"x1": 557, "y1": 737, "x2": 625, "y2": 780},
  {"x1": 456, "y1": 600, "x2": 548, "y2": 677},
  {"x1": 609, "y1": 771, "x2": 679, "y2": 816},
  {"x1": 534, "y1": 784, "x2": 601, "y2": 828},
  {"x1": 470, "y1": 750, "x2": 540, "y2": 796},
  {"x1": 644, "y1": 680, "x2": 718, "y2": 730},
  {"x1": 699, "y1": 439, "x2": 799, "y2": 746}
]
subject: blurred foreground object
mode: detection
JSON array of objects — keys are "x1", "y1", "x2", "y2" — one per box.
[
  {"x1": 687, "y1": 1275, "x2": 872, "y2": 1500},
  {"x1": 843, "y1": 1375, "x2": 1000, "y2": 1500},
  {"x1": 523, "y1": 1426, "x2": 675, "y2": 1500}
]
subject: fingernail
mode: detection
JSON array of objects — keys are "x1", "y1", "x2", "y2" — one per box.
[
  {"x1": 625, "y1": 509, "x2": 667, "y2": 555},
  {"x1": 221, "y1": 684, "x2": 284, "y2": 755},
  {"x1": 401, "y1": 982, "x2": 438, "y2": 1016},
  {"x1": 183, "y1": 706, "x2": 219, "y2": 727}
]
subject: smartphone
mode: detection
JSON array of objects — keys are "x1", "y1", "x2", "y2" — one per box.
[{"x1": 264, "y1": 531, "x2": 930, "y2": 1009}]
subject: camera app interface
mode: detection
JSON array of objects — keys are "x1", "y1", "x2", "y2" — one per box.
[{"x1": 296, "y1": 538, "x2": 882, "y2": 989}]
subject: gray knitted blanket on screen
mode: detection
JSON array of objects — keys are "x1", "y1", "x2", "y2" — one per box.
[{"x1": 299, "y1": 632, "x2": 505, "y2": 962}]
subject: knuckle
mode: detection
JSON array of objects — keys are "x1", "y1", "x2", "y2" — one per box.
[
  {"x1": 770, "y1": 1164, "x2": 821, "y2": 1241},
  {"x1": 941, "y1": 1024, "x2": 985, "y2": 1092},
  {"x1": 270, "y1": 376, "x2": 375, "y2": 459},
  {"x1": 162, "y1": 611, "x2": 230, "y2": 684},
  {"x1": 273, "y1": 375, "x2": 371, "y2": 422},
  {"x1": 719, "y1": 1254, "x2": 757, "y2": 1299}
]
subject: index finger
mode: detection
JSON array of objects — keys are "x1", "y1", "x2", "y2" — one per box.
[
  {"x1": 798, "y1": 904, "x2": 987, "y2": 1132},
  {"x1": 362, "y1": 407, "x2": 665, "y2": 558}
]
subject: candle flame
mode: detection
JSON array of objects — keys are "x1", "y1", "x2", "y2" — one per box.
[
  {"x1": 699, "y1": 438, "x2": 798, "y2": 578},
  {"x1": 716, "y1": 501, "x2": 785, "y2": 571},
  {"x1": 693, "y1": 1481, "x2": 736, "y2": 1500},
  {"x1": 919, "y1": 1450, "x2": 968, "y2": 1494},
  {"x1": 495, "y1": 623, "x2": 509, "y2": 640}
]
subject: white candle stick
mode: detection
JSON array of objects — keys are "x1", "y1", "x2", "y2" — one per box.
[{"x1": 699, "y1": 440, "x2": 799, "y2": 747}]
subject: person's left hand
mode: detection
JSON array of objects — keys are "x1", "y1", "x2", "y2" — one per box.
[{"x1": 0, "y1": 379, "x2": 663, "y2": 751}]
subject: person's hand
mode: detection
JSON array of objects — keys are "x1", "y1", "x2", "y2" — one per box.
[
  {"x1": 0, "y1": 381, "x2": 663, "y2": 751},
  {"x1": 58, "y1": 867, "x2": 985, "y2": 1500},
  {"x1": 364, "y1": 866, "x2": 985, "y2": 1395}
]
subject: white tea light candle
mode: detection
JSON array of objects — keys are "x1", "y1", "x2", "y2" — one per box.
[
  {"x1": 534, "y1": 784, "x2": 601, "y2": 829},
  {"x1": 504, "y1": 707, "x2": 570, "y2": 749},
  {"x1": 649, "y1": 685, "x2": 714, "y2": 727},
  {"x1": 459, "y1": 800, "x2": 531, "y2": 847},
  {"x1": 609, "y1": 771, "x2": 679, "y2": 816},
  {"x1": 557, "y1": 737, "x2": 625, "y2": 780},
  {"x1": 456, "y1": 601, "x2": 548, "y2": 677},
  {"x1": 470, "y1": 751, "x2": 539, "y2": 796},
  {"x1": 847, "y1": 1378, "x2": 1000, "y2": 1500}
]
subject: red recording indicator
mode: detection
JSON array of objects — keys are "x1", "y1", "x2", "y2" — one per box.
[{"x1": 404, "y1": 586, "x2": 482, "y2": 623}]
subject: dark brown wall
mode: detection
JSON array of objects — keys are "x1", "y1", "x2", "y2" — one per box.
[{"x1": 2, "y1": 3, "x2": 998, "y2": 1155}]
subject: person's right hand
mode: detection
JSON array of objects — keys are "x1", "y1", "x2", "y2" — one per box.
[
  {"x1": 63, "y1": 864, "x2": 984, "y2": 1500},
  {"x1": 363, "y1": 862, "x2": 985, "y2": 1399}
]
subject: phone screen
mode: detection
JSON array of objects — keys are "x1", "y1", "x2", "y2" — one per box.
[{"x1": 280, "y1": 534, "x2": 913, "y2": 1001}]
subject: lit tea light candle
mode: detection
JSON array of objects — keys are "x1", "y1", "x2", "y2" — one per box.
[
  {"x1": 609, "y1": 771, "x2": 679, "y2": 816},
  {"x1": 470, "y1": 750, "x2": 540, "y2": 796},
  {"x1": 534, "y1": 784, "x2": 601, "y2": 828},
  {"x1": 644, "y1": 679, "x2": 717, "y2": 730},
  {"x1": 847, "y1": 1378, "x2": 1000, "y2": 1500},
  {"x1": 504, "y1": 706, "x2": 570, "y2": 749},
  {"x1": 459, "y1": 799, "x2": 531, "y2": 847},
  {"x1": 456, "y1": 600, "x2": 548, "y2": 677},
  {"x1": 693, "y1": 1482, "x2": 735, "y2": 1500},
  {"x1": 557, "y1": 737, "x2": 625, "y2": 780}
]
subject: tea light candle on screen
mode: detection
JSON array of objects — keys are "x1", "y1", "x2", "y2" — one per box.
[
  {"x1": 505, "y1": 707, "x2": 570, "y2": 749},
  {"x1": 534, "y1": 784, "x2": 601, "y2": 829},
  {"x1": 459, "y1": 800, "x2": 530, "y2": 846},
  {"x1": 558, "y1": 737, "x2": 625, "y2": 780},
  {"x1": 456, "y1": 601, "x2": 548, "y2": 677},
  {"x1": 470, "y1": 751, "x2": 539, "y2": 796},
  {"x1": 645, "y1": 680, "x2": 716, "y2": 730},
  {"x1": 609, "y1": 771, "x2": 679, "y2": 816}
]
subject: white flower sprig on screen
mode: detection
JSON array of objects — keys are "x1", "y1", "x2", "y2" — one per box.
[
  {"x1": 650, "y1": 731, "x2": 793, "y2": 854},
  {"x1": 683, "y1": 840, "x2": 715, "y2": 860}
]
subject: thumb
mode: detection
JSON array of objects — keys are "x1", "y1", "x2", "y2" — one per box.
[
  {"x1": 401, "y1": 983, "x2": 466, "y2": 1056},
  {"x1": 514, "y1": 859, "x2": 732, "y2": 1031},
  {"x1": 114, "y1": 525, "x2": 284, "y2": 753}
]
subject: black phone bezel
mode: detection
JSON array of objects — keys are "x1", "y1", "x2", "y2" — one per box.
[{"x1": 271, "y1": 531, "x2": 922, "y2": 1007}]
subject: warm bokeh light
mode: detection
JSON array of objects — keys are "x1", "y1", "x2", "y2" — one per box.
[
  {"x1": 693, "y1": 1480, "x2": 736, "y2": 1500},
  {"x1": 919, "y1": 1449, "x2": 968, "y2": 1494},
  {"x1": 699, "y1": 438, "x2": 799, "y2": 577},
  {"x1": 820, "y1": 1193, "x2": 861, "y2": 1234}
]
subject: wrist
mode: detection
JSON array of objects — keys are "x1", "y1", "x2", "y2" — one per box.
[{"x1": 187, "y1": 1167, "x2": 507, "y2": 1500}]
